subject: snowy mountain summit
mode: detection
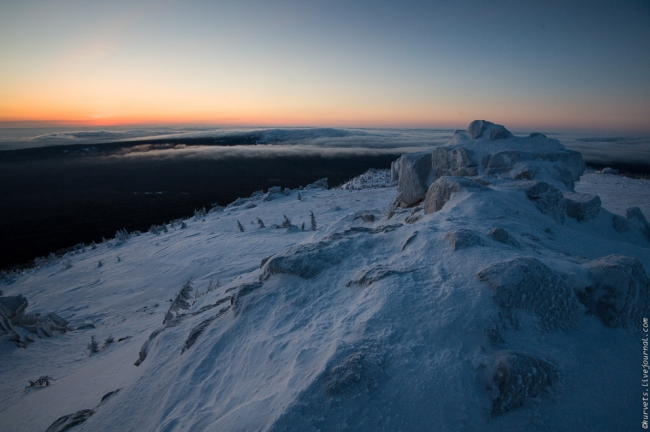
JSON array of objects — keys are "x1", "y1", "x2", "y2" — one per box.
[{"x1": 1, "y1": 121, "x2": 649, "y2": 431}]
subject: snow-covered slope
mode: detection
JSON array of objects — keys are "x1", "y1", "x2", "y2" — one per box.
[{"x1": 1, "y1": 121, "x2": 649, "y2": 432}]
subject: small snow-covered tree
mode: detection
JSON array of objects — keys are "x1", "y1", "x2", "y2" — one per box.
[
  {"x1": 297, "y1": 192, "x2": 302, "y2": 201},
  {"x1": 256, "y1": 218, "x2": 265, "y2": 228},
  {"x1": 310, "y1": 211, "x2": 317, "y2": 231},
  {"x1": 281, "y1": 215, "x2": 291, "y2": 228},
  {"x1": 164, "y1": 277, "x2": 194, "y2": 324},
  {"x1": 97, "y1": 260, "x2": 102, "y2": 268},
  {"x1": 115, "y1": 229, "x2": 130, "y2": 242},
  {"x1": 237, "y1": 220, "x2": 244, "y2": 232},
  {"x1": 87, "y1": 336, "x2": 100, "y2": 355}
]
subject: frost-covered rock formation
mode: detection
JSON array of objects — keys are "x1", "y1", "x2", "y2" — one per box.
[{"x1": 392, "y1": 120, "x2": 585, "y2": 209}]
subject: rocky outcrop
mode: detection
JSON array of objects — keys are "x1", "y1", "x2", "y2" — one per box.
[
  {"x1": 391, "y1": 120, "x2": 586, "y2": 208},
  {"x1": 578, "y1": 255, "x2": 650, "y2": 328},
  {"x1": 478, "y1": 258, "x2": 580, "y2": 331},
  {"x1": 563, "y1": 192, "x2": 601, "y2": 221},
  {"x1": 524, "y1": 182, "x2": 566, "y2": 223},
  {"x1": 423, "y1": 176, "x2": 487, "y2": 214}
]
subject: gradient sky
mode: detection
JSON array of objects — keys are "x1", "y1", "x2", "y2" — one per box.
[{"x1": 1, "y1": 0, "x2": 649, "y2": 132}]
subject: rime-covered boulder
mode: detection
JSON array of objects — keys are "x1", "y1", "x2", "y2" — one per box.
[
  {"x1": 488, "y1": 351, "x2": 559, "y2": 416},
  {"x1": 487, "y1": 227, "x2": 519, "y2": 246},
  {"x1": 563, "y1": 191, "x2": 601, "y2": 221},
  {"x1": 524, "y1": 182, "x2": 566, "y2": 223},
  {"x1": 467, "y1": 119, "x2": 513, "y2": 140},
  {"x1": 478, "y1": 258, "x2": 580, "y2": 331},
  {"x1": 431, "y1": 147, "x2": 479, "y2": 178},
  {"x1": 423, "y1": 176, "x2": 487, "y2": 214},
  {"x1": 393, "y1": 151, "x2": 434, "y2": 207},
  {"x1": 578, "y1": 255, "x2": 650, "y2": 328},
  {"x1": 444, "y1": 229, "x2": 485, "y2": 251}
]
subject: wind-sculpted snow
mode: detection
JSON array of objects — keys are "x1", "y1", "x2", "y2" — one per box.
[
  {"x1": 0, "y1": 124, "x2": 648, "y2": 431},
  {"x1": 478, "y1": 258, "x2": 580, "y2": 331}
]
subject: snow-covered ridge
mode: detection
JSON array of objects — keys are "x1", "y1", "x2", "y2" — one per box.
[{"x1": 1, "y1": 121, "x2": 649, "y2": 431}]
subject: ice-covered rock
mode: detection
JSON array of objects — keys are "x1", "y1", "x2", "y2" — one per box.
[
  {"x1": 423, "y1": 176, "x2": 488, "y2": 214},
  {"x1": 563, "y1": 191, "x2": 601, "y2": 221},
  {"x1": 524, "y1": 182, "x2": 566, "y2": 223},
  {"x1": 444, "y1": 229, "x2": 485, "y2": 251},
  {"x1": 393, "y1": 151, "x2": 434, "y2": 207},
  {"x1": 487, "y1": 227, "x2": 519, "y2": 247},
  {"x1": 488, "y1": 350, "x2": 559, "y2": 416},
  {"x1": 478, "y1": 258, "x2": 580, "y2": 331},
  {"x1": 391, "y1": 120, "x2": 586, "y2": 207},
  {"x1": 578, "y1": 255, "x2": 650, "y2": 328}
]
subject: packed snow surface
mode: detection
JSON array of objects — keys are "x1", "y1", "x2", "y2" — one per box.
[{"x1": 1, "y1": 121, "x2": 649, "y2": 432}]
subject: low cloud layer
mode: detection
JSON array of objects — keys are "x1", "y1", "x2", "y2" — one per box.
[{"x1": 2, "y1": 127, "x2": 649, "y2": 167}]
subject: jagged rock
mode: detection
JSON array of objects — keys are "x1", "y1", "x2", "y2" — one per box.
[
  {"x1": 467, "y1": 120, "x2": 513, "y2": 140},
  {"x1": 424, "y1": 176, "x2": 487, "y2": 214},
  {"x1": 489, "y1": 351, "x2": 559, "y2": 416},
  {"x1": 0, "y1": 295, "x2": 28, "y2": 324},
  {"x1": 393, "y1": 152, "x2": 434, "y2": 207},
  {"x1": 478, "y1": 258, "x2": 579, "y2": 331},
  {"x1": 563, "y1": 192, "x2": 601, "y2": 221},
  {"x1": 445, "y1": 229, "x2": 485, "y2": 251},
  {"x1": 579, "y1": 255, "x2": 650, "y2": 328},
  {"x1": 487, "y1": 228, "x2": 519, "y2": 246},
  {"x1": 524, "y1": 182, "x2": 566, "y2": 223},
  {"x1": 626, "y1": 207, "x2": 650, "y2": 241},
  {"x1": 46, "y1": 409, "x2": 95, "y2": 432}
]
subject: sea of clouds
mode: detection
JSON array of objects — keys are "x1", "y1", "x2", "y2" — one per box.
[{"x1": 1, "y1": 126, "x2": 648, "y2": 166}]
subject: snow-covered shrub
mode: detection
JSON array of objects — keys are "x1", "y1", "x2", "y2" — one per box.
[
  {"x1": 206, "y1": 278, "x2": 220, "y2": 293},
  {"x1": 237, "y1": 220, "x2": 244, "y2": 232},
  {"x1": 115, "y1": 229, "x2": 130, "y2": 243},
  {"x1": 280, "y1": 215, "x2": 291, "y2": 229},
  {"x1": 194, "y1": 207, "x2": 207, "y2": 220},
  {"x1": 97, "y1": 260, "x2": 102, "y2": 268},
  {"x1": 87, "y1": 336, "x2": 100, "y2": 355},
  {"x1": 256, "y1": 218, "x2": 265, "y2": 228},
  {"x1": 27, "y1": 376, "x2": 54, "y2": 388},
  {"x1": 61, "y1": 259, "x2": 73, "y2": 270},
  {"x1": 163, "y1": 278, "x2": 194, "y2": 324},
  {"x1": 310, "y1": 211, "x2": 317, "y2": 231}
]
